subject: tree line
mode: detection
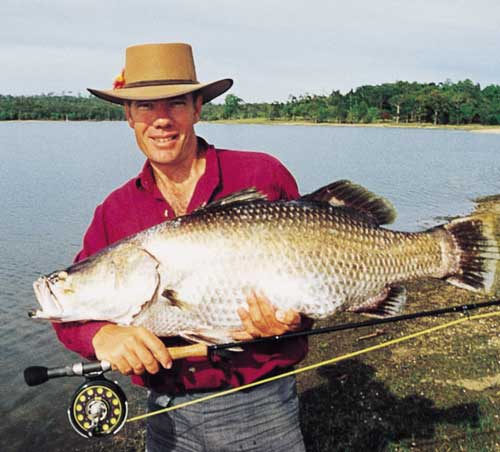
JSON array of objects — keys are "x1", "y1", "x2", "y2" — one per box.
[
  {"x1": 0, "y1": 93, "x2": 124, "y2": 121},
  {"x1": 2, "y1": 79, "x2": 500, "y2": 125},
  {"x1": 208, "y1": 80, "x2": 500, "y2": 125}
]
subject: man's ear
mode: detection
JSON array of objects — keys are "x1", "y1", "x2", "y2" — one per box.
[
  {"x1": 193, "y1": 95, "x2": 203, "y2": 123},
  {"x1": 124, "y1": 102, "x2": 134, "y2": 128}
]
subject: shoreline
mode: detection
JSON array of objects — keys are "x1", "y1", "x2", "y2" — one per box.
[
  {"x1": 3, "y1": 118, "x2": 500, "y2": 133},
  {"x1": 206, "y1": 118, "x2": 500, "y2": 133}
]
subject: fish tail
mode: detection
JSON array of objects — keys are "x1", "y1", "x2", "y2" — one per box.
[{"x1": 442, "y1": 204, "x2": 500, "y2": 294}]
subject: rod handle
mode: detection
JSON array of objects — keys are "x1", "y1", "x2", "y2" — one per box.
[{"x1": 167, "y1": 343, "x2": 208, "y2": 360}]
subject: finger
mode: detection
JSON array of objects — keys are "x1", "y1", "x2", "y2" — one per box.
[
  {"x1": 231, "y1": 329, "x2": 254, "y2": 341},
  {"x1": 136, "y1": 327, "x2": 172, "y2": 369},
  {"x1": 114, "y1": 356, "x2": 133, "y2": 376},
  {"x1": 99, "y1": 341, "x2": 134, "y2": 375},
  {"x1": 123, "y1": 344, "x2": 147, "y2": 375},
  {"x1": 275, "y1": 309, "x2": 302, "y2": 327},
  {"x1": 254, "y1": 291, "x2": 287, "y2": 334},
  {"x1": 246, "y1": 290, "x2": 273, "y2": 334},
  {"x1": 134, "y1": 345, "x2": 160, "y2": 375},
  {"x1": 237, "y1": 305, "x2": 265, "y2": 338}
]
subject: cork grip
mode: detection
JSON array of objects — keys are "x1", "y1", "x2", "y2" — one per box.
[{"x1": 167, "y1": 343, "x2": 208, "y2": 360}]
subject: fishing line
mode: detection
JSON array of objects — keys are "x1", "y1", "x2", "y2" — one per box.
[{"x1": 126, "y1": 309, "x2": 500, "y2": 423}]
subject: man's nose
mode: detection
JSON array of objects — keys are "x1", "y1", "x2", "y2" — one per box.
[
  {"x1": 153, "y1": 115, "x2": 171, "y2": 127},
  {"x1": 152, "y1": 103, "x2": 172, "y2": 126}
]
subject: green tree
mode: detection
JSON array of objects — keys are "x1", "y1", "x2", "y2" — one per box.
[{"x1": 222, "y1": 94, "x2": 244, "y2": 119}]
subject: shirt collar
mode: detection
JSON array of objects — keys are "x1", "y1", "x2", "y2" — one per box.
[
  {"x1": 135, "y1": 160, "x2": 156, "y2": 192},
  {"x1": 134, "y1": 137, "x2": 221, "y2": 210}
]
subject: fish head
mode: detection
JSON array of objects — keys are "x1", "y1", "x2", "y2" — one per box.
[{"x1": 31, "y1": 244, "x2": 161, "y2": 324}]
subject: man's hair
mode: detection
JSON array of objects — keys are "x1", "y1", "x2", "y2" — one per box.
[
  {"x1": 123, "y1": 92, "x2": 202, "y2": 107},
  {"x1": 192, "y1": 91, "x2": 203, "y2": 104}
]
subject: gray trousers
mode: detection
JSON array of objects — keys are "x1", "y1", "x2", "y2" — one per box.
[{"x1": 146, "y1": 376, "x2": 305, "y2": 452}]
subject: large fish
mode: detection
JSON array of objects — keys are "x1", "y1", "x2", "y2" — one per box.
[{"x1": 31, "y1": 181, "x2": 500, "y2": 344}]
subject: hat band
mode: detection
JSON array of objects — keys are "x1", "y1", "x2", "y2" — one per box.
[{"x1": 123, "y1": 79, "x2": 199, "y2": 89}]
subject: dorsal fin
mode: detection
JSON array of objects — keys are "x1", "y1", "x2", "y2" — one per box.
[
  {"x1": 300, "y1": 180, "x2": 396, "y2": 225},
  {"x1": 195, "y1": 188, "x2": 268, "y2": 213}
]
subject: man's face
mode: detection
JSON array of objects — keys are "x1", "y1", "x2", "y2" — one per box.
[{"x1": 125, "y1": 94, "x2": 203, "y2": 167}]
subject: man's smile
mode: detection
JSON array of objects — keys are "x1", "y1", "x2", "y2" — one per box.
[{"x1": 150, "y1": 134, "x2": 179, "y2": 145}]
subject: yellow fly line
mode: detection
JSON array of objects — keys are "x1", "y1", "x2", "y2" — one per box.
[{"x1": 127, "y1": 310, "x2": 500, "y2": 423}]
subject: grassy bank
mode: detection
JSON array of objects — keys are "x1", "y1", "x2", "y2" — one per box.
[{"x1": 299, "y1": 280, "x2": 499, "y2": 451}]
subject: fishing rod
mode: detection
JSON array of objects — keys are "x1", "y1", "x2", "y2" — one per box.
[
  {"x1": 23, "y1": 298, "x2": 500, "y2": 438},
  {"x1": 208, "y1": 298, "x2": 500, "y2": 352}
]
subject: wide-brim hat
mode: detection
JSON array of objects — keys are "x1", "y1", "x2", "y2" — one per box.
[{"x1": 88, "y1": 43, "x2": 233, "y2": 105}]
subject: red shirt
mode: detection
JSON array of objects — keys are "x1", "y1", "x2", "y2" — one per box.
[{"x1": 53, "y1": 138, "x2": 308, "y2": 393}]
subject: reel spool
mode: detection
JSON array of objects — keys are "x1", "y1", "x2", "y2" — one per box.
[{"x1": 68, "y1": 376, "x2": 128, "y2": 438}]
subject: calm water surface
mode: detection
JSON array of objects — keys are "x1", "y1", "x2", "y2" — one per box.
[{"x1": 0, "y1": 122, "x2": 499, "y2": 451}]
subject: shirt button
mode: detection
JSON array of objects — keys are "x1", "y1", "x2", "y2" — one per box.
[
  {"x1": 164, "y1": 209, "x2": 169, "y2": 218},
  {"x1": 188, "y1": 366, "x2": 196, "y2": 373}
]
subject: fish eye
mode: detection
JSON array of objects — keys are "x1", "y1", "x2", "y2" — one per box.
[{"x1": 48, "y1": 271, "x2": 68, "y2": 282}]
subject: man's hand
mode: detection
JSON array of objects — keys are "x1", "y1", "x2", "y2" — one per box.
[
  {"x1": 92, "y1": 324, "x2": 172, "y2": 376},
  {"x1": 232, "y1": 289, "x2": 304, "y2": 341}
]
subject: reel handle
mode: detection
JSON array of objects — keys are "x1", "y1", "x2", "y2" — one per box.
[{"x1": 24, "y1": 361, "x2": 111, "y2": 386}]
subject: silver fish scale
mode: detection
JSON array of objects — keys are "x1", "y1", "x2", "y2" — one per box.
[
  {"x1": 133, "y1": 302, "x2": 204, "y2": 334},
  {"x1": 141, "y1": 201, "x2": 445, "y2": 334}
]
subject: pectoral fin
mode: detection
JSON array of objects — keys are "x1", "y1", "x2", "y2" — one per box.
[{"x1": 161, "y1": 288, "x2": 192, "y2": 311}]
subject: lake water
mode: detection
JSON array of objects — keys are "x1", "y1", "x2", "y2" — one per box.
[{"x1": 0, "y1": 122, "x2": 499, "y2": 451}]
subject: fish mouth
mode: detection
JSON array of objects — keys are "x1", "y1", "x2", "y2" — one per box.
[{"x1": 31, "y1": 277, "x2": 63, "y2": 320}]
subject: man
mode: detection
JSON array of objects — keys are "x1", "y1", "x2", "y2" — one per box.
[{"x1": 54, "y1": 43, "x2": 309, "y2": 451}]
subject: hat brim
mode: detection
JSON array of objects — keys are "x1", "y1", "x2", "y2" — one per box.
[{"x1": 87, "y1": 78, "x2": 233, "y2": 105}]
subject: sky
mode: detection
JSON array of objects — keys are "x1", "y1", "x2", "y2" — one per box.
[{"x1": 1, "y1": 0, "x2": 499, "y2": 103}]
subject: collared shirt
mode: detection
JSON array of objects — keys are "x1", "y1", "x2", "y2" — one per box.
[{"x1": 53, "y1": 138, "x2": 308, "y2": 393}]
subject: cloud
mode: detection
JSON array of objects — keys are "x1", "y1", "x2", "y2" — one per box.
[{"x1": 1, "y1": 0, "x2": 499, "y2": 101}]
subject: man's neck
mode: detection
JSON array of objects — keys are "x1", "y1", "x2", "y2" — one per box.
[{"x1": 150, "y1": 143, "x2": 207, "y2": 216}]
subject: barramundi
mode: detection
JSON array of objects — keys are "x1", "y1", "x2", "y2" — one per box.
[{"x1": 31, "y1": 181, "x2": 500, "y2": 344}]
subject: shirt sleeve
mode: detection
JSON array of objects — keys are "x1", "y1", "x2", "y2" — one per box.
[
  {"x1": 51, "y1": 204, "x2": 111, "y2": 360},
  {"x1": 74, "y1": 204, "x2": 110, "y2": 261},
  {"x1": 274, "y1": 160, "x2": 300, "y2": 200}
]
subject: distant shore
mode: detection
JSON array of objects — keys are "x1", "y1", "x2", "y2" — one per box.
[{"x1": 3, "y1": 118, "x2": 500, "y2": 133}]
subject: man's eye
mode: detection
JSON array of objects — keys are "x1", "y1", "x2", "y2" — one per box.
[{"x1": 137, "y1": 102, "x2": 153, "y2": 110}]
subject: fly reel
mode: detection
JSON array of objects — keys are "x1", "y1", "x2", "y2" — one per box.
[
  {"x1": 24, "y1": 360, "x2": 128, "y2": 438},
  {"x1": 68, "y1": 376, "x2": 128, "y2": 437}
]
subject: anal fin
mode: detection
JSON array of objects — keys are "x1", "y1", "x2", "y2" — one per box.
[{"x1": 350, "y1": 285, "x2": 407, "y2": 318}]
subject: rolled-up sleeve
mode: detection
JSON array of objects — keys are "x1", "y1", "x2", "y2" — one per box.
[{"x1": 52, "y1": 204, "x2": 111, "y2": 360}]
